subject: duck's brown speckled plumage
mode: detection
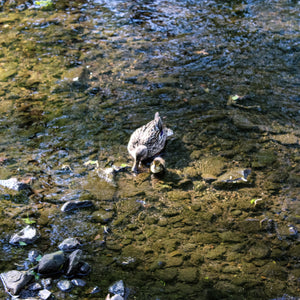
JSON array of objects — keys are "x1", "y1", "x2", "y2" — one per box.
[{"x1": 128, "y1": 112, "x2": 170, "y2": 172}]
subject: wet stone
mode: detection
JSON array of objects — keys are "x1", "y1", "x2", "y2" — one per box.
[
  {"x1": 249, "y1": 243, "x2": 270, "y2": 259},
  {"x1": 57, "y1": 279, "x2": 73, "y2": 292},
  {"x1": 28, "y1": 249, "x2": 42, "y2": 263},
  {"x1": 90, "y1": 286, "x2": 101, "y2": 294},
  {"x1": 149, "y1": 260, "x2": 166, "y2": 272},
  {"x1": 9, "y1": 225, "x2": 40, "y2": 245},
  {"x1": 38, "y1": 289, "x2": 52, "y2": 300},
  {"x1": 177, "y1": 267, "x2": 198, "y2": 283},
  {"x1": 239, "y1": 218, "x2": 261, "y2": 233},
  {"x1": 61, "y1": 200, "x2": 94, "y2": 212},
  {"x1": 190, "y1": 251, "x2": 204, "y2": 265},
  {"x1": 58, "y1": 238, "x2": 81, "y2": 252},
  {"x1": 218, "y1": 231, "x2": 244, "y2": 243},
  {"x1": 41, "y1": 278, "x2": 52, "y2": 289},
  {"x1": 108, "y1": 280, "x2": 125, "y2": 297},
  {"x1": 37, "y1": 251, "x2": 66, "y2": 275},
  {"x1": 155, "y1": 268, "x2": 178, "y2": 282},
  {"x1": 165, "y1": 256, "x2": 183, "y2": 267},
  {"x1": 77, "y1": 261, "x2": 91, "y2": 276},
  {"x1": 91, "y1": 209, "x2": 114, "y2": 224},
  {"x1": 0, "y1": 178, "x2": 31, "y2": 192},
  {"x1": 252, "y1": 150, "x2": 277, "y2": 169},
  {"x1": 213, "y1": 168, "x2": 252, "y2": 188},
  {"x1": 71, "y1": 278, "x2": 86, "y2": 287},
  {"x1": 0, "y1": 270, "x2": 33, "y2": 295},
  {"x1": 28, "y1": 282, "x2": 42, "y2": 291},
  {"x1": 66, "y1": 249, "x2": 82, "y2": 276},
  {"x1": 206, "y1": 245, "x2": 227, "y2": 260}
]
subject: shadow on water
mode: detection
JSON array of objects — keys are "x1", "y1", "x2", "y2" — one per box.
[{"x1": 0, "y1": 0, "x2": 299, "y2": 299}]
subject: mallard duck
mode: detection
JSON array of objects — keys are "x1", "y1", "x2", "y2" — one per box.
[
  {"x1": 127, "y1": 112, "x2": 172, "y2": 173},
  {"x1": 150, "y1": 157, "x2": 166, "y2": 174}
]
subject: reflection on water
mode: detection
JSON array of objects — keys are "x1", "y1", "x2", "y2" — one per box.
[{"x1": 0, "y1": 0, "x2": 299, "y2": 299}]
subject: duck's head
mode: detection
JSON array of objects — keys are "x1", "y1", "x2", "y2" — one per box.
[
  {"x1": 150, "y1": 157, "x2": 166, "y2": 174},
  {"x1": 132, "y1": 145, "x2": 148, "y2": 173}
]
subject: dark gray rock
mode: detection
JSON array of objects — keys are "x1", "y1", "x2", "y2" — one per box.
[
  {"x1": 0, "y1": 270, "x2": 33, "y2": 295},
  {"x1": 37, "y1": 251, "x2": 66, "y2": 275},
  {"x1": 61, "y1": 200, "x2": 94, "y2": 212},
  {"x1": 78, "y1": 262, "x2": 92, "y2": 276},
  {"x1": 77, "y1": 261, "x2": 91, "y2": 276},
  {"x1": 9, "y1": 226, "x2": 40, "y2": 245},
  {"x1": 108, "y1": 280, "x2": 125, "y2": 297},
  {"x1": 66, "y1": 249, "x2": 82, "y2": 276},
  {"x1": 58, "y1": 238, "x2": 81, "y2": 252},
  {"x1": 57, "y1": 279, "x2": 73, "y2": 292}
]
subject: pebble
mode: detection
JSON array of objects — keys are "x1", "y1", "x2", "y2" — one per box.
[
  {"x1": 71, "y1": 278, "x2": 86, "y2": 287},
  {"x1": 28, "y1": 282, "x2": 42, "y2": 291},
  {"x1": 58, "y1": 237, "x2": 81, "y2": 252},
  {"x1": 288, "y1": 225, "x2": 298, "y2": 237},
  {"x1": 41, "y1": 278, "x2": 52, "y2": 289},
  {"x1": 38, "y1": 289, "x2": 52, "y2": 300},
  {"x1": 9, "y1": 225, "x2": 40, "y2": 245},
  {"x1": 61, "y1": 200, "x2": 94, "y2": 212},
  {"x1": 77, "y1": 261, "x2": 91, "y2": 275},
  {"x1": 57, "y1": 279, "x2": 73, "y2": 292},
  {"x1": 28, "y1": 250, "x2": 42, "y2": 263},
  {"x1": 108, "y1": 280, "x2": 125, "y2": 297},
  {"x1": 90, "y1": 286, "x2": 101, "y2": 294}
]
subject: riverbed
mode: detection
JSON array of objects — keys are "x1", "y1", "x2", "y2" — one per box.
[{"x1": 0, "y1": 0, "x2": 299, "y2": 299}]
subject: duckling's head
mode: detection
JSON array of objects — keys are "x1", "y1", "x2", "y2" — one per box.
[
  {"x1": 132, "y1": 145, "x2": 148, "y2": 173},
  {"x1": 150, "y1": 157, "x2": 166, "y2": 174}
]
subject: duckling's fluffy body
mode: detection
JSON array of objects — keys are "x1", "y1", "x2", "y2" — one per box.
[
  {"x1": 150, "y1": 157, "x2": 166, "y2": 174},
  {"x1": 128, "y1": 112, "x2": 171, "y2": 172}
]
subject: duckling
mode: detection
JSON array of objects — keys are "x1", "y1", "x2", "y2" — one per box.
[
  {"x1": 150, "y1": 157, "x2": 166, "y2": 174},
  {"x1": 127, "y1": 112, "x2": 172, "y2": 173}
]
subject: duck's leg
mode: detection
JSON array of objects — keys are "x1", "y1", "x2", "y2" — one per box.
[{"x1": 132, "y1": 145, "x2": 148, "y2": 173}]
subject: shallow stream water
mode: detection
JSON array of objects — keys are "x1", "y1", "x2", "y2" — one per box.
[{"x1": 0, "y1": 0, "x2": 299, "y2": 299}]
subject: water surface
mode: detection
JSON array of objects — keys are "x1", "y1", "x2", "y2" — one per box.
[{"x1": 0, "y1": 0, "x2": 299, "y2": 299}]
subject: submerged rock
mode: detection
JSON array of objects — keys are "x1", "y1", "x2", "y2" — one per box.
[
  {"x1": 61, "y1": 200, "x2": 94, "y2": 212},
  {"x1": 58, "y1": 238, "x2": 81, "y2": 252},
  {"x1": 213, "y1": 168, "x2": 251, "y2": 188},
  {"x1": 37, "y1": 251, "x2": 66, "y2": 275},
  {"x1": 9, "y1": 225, "x2": 40, "y2": 245},
  {"x1": 0, "y1": 270, "x2": 33, "y2": 295},
  {"x1": 96, "y1": 164, "x2": 128, "y2": 186}
]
